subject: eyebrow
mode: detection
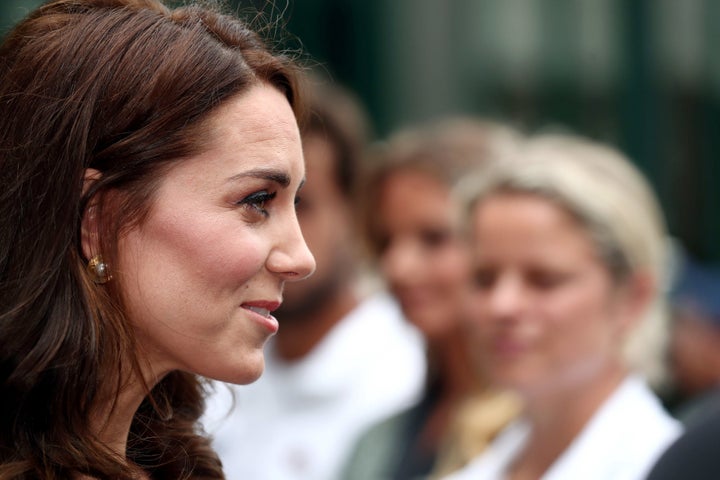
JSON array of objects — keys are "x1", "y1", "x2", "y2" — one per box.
[{"x1": 226, "y1": 168, "x2": 292, "y2": 187}]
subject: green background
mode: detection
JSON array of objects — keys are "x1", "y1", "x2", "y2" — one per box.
[{"x1": 3, "y1": 0, "x2": 718, "y2": 265}]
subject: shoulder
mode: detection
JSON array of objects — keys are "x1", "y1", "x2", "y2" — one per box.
[
  {"x1": 645, "y1": 407, "x2": 720, "y2": 480},
  {"x1": 610, "y1": 376, "x2": 682, "y2": 445},
  {"x1": 340, "y1": 406, "x2": 417, "y2": 480},
  {"x1": 549, "y1": 376, "x2": 682, "y2": 479}
]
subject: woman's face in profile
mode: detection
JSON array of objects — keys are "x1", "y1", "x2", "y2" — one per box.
[
  {"x1": 466, "y1": 192, "x2": 630, "y2": 397},
  {"x1": 375, "y1": 168, "x2": 471, "y2": 341},
  {"x1": 115, "y1": 84, "x2": 315, "y2": 385}
]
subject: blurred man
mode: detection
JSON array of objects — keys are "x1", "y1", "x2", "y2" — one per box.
[
  {"x1": 202, "y1": 74, "x2": 426, "y2": 480},
  {"x1": 646, "y1": 251, "x2": 720, "y2": 479},
  {"x1": 666, "y1": 250, "x2": 720, "y2": 426}
]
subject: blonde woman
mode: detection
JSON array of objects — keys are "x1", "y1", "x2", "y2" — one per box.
[{"x1": 447, "y1": 134, "x2": 681, "y2": 480}]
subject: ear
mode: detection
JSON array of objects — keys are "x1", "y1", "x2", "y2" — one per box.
[
  {"x1": 81, "y1": 168, "x2": 103, "y2": 260},
  {"x1": 616, "y1": 270, "x2": 656, "y2": 334}
]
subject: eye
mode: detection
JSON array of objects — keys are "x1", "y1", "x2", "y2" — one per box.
[
  {"x1": 237, "y1": 190, "x2": 276, "y2": 217},
  {"x1": 419, "y1": 228, "x2": 451, "y2": 249},
  {"x1": 526, "y1": 270, "x2": 569, "y2": 290},
  {"x1": 472, "y1": 268, "x2": 497, "y2": 290},
  {"x1": 373, "y1": 233, "x2": 391, "y2": 255}
]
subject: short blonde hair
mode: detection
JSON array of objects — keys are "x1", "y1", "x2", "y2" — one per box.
[{"x1": 457, "y1": 133, "x2": 670, "y2": 386}]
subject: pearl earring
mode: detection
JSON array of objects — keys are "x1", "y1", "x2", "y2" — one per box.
[{"x1": 87, "y1": 255, "x2": 111, "y2": 284}]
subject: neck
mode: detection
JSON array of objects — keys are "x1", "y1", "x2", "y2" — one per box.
[
  {"x1": 428, "y1": 325, "x2": 483, "y2": 397},
  {"x1": 90, "y1": 382, "x2": 146, "y2": 457},
  {"x1": 273, "y1": 287, "x2": 360, "y2": 361},
  {"x1": 509, "y1": 363, "x2": 627, "y2": 480},
  {"x1": 89, "y1": 367, "x2": 163, "y2": 471},
  {"x1": 418, "y1": 326, "x2": 485, "y2": 448}
]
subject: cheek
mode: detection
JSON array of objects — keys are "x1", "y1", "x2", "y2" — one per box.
[
  {"x1": 464, "y1": 300, "x2": 489, "y2": 345},
  {"x1": 118, "y1": 216, "x2": 266, "y2": 317},
  {"x1": 115, "y1": 216, "x2": 272, "y2": 377},
  {"x1": 542, "y1": 288, "x2": 618, "y2": 357},
  {"x1": 427, "y1": 251, "x2": 472, "y2": 319},
  {"x1": 466, "y1": 292, "x2": 491, "y2": 326}
]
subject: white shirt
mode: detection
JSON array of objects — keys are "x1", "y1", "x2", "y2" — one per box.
[
  {"x1": 202, "y1": 292, "x2": 427, "y2": 480},
  {"x1": 446, "y1": 375, "x2": 682, "y2": 480}
]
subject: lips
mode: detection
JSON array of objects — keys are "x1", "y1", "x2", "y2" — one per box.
[
  {"x1": 241, "y1": 300, "x2": 281, "y2": 315},
  {"x1": 491, "y1": 335, "x2": 531, "y2": 358},
  {"x1": 241, "y1": 300, "x2": 281, "y2": 334}
]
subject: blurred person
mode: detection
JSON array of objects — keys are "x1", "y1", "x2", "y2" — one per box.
[
  {"x1": 202, "y1": 73, "x2": 426, "y2": 480},
  {"x1": 0, "y1": 0, "x2": 315, "y2": 478},
  {"x1": 664, "y1": 249, "x2": 720, "y2": 427},
  {"x1": 341, "y1": 117, "x2": 523, "y2": 480},
  {"x1": 447, "y1": 133, "x2": 681, "y2": 480},
  {"x1": 645, "y1": 253, "x2": 720, "y2": 479},
  {"x1": 644, "y1": 412, "x2": 720, "y2": 479}
]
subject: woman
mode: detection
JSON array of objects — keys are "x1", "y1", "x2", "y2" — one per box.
[
  {"x1": 201, "y1": 72, "x2": 426, "y2": 480},
  {"x1": 0, "y1": 1, "x2": 315, "y2": 478},
  {"x1": 341, "y1": 117, "x2": 522, "y2": 479},
  {"x1": 447, "y1": 134, "x2": 681, "y2": 480}
]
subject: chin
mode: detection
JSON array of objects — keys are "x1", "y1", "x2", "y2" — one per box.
[
  {"x1": 206, "y1": 356, "x2": 266, "y2": 385},
  {"x1": 489, "y1": 367, "x2": 532, "y2": 390}
]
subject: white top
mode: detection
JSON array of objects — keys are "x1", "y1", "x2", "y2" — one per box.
[
  {"x1": 445, "y1": 375, "x2": 682, "y2": 480},
  {"x1": 202, "y1": 292, "x2": 427, "y2": 480}
]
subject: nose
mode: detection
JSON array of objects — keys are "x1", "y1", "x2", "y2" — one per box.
[
  {"x1": 486, "y1": 274, "x2": 525, "y2": 319},
  {"x1": 267, "y1": 216, "x2": 316, "y2": 281}
]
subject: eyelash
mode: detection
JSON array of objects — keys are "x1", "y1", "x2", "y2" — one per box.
[{"x1": 238, "y1": 190, "x2": 276, "y2": 216}]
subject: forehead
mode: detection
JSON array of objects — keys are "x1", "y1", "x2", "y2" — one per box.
[
  {"x1": 380, "y1": 168, "x2": 448, "y2": 201},
  {"x1": 145, "y1": 83, "x2": 303, "y2": 201},
  {"x1": 197, "y1": 85, "x2": 299, "y2": 165},
  {"x1": 472, "y1": 193, "x2": 597, "y2": 255},
  {"x1": 207, "y1": 83, "x2": 299, "y2": 146},
  {"x1": 381, "y1": 170, "x2": 453, "y2": 213}
]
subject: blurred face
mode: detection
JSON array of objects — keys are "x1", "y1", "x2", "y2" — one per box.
[
  {"x1": 375, "y1": 169, "x2": 470, "y2": 341},
  {"x1": 669, "y1": 310, "x2": 720, "y2": 396},
  {"x1": 277, "y1": 132, "x2": 354, "y2": 317},
  {"x1": 115, "y1": 84, "x2": 316, "y2": 385},
  {"x1": 466, "y1": 193, "x2": 631, "y2": 398}
]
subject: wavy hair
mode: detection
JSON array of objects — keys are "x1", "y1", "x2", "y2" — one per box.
[{"x1": 0, "y1": 0, "x2": 302, "y2": 478}]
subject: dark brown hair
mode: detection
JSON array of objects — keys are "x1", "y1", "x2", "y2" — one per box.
[
  {"x1": 0, "y1": 0, "x2": 302, "y2": 478},
  {"x1": 301, "y1": 70, "x2": 371, "y2": 200}
]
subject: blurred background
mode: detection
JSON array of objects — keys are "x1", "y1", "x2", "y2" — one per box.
[{"x1": 2, "y1": 0, "x2": 717, "y2": 264}]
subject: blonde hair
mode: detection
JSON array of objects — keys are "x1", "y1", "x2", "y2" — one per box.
[{"x1": 457, "y1": 133, "x2": 670, "y2": 387}]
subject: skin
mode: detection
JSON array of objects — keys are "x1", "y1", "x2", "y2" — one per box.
[
  {"x1": 83, "y1": 83, "x2": 316, "y2": 456},
  {"x1": 466, "y1": 192, "x2": 649, "y2": 480},
  {"x1": 272, "y1": 132, "x2": 359, "y2": 360},
  {"x1": 670, "y1": 310, "x2": 720, "y2": 396},
  {"x1": 375, "y1": 168, "x2": 471, "y2": 342},
  {"x1": 373, "y1": 168, "x2": 479, "y2": 448}
]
